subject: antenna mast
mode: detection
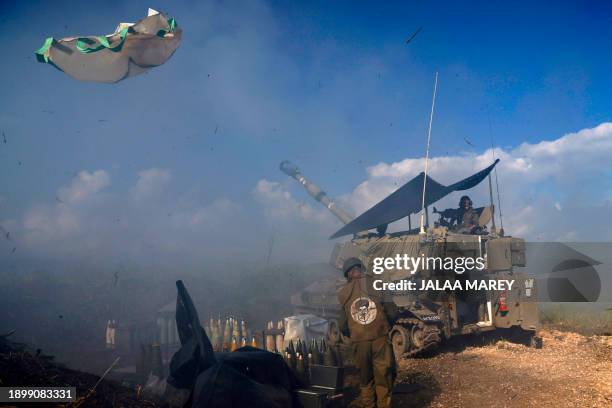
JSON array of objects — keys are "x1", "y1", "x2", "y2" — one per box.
[
  {"x1": 487, "y1": 112, "x2": 504, "y2": 233},
  {"x1": 419, "y1": 72, "x2": 439, "y2": 235}
]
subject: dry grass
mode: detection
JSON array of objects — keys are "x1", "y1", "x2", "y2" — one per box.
[
  {"x1": 388, "y1": 328, "x2": 612, "y2": 407},
  {"x1": 540, "y1": 304, "x2": 612, "y2": 336}
]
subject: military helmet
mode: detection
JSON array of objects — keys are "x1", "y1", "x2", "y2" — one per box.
[{"x1": 342, "y1": 257, "x2": 363, "y2": 277}]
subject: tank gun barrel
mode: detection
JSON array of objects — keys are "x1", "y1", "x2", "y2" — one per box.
[{"x1": 280, "y1": 161, "x2": 354, "y2": 225}]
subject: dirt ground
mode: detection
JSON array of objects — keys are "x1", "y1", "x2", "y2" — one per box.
[
  {"x1": 3, "y1": 328, "x2": 610, "y2": 407},
  {"x1": 386, "y1": 329, "x2": 612, "y2": 408},
  {"x1": 0, "y1": 335, "x2": 158, "y2": 407}
]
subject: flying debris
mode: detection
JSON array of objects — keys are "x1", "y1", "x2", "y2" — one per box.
[
  {"x1": 35, "y1": 9, "x2": 182, "y2": 83},
  {"x1": 464, "y1": 137, "x2": 475, "y2": 147},
  {"x1": 405, "y1": 26, "x2": 423, "y2": 44},
  {"x1": 0, "y1": 226, "x2": 10, "y2": 241}
]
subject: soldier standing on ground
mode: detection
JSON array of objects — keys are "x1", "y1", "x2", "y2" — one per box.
[{"x1": 338, "y1": 258, "x2": 397, "y2": 408}]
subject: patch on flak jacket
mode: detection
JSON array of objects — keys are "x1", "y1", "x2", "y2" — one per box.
[{"x1": 350, "y1": 297, "x2": 377, "y2": 325}]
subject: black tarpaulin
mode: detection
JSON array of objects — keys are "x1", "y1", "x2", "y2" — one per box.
[
  {"x1": 167, "y1": 280, "x2": 216, "y2": 390},
  {"x1": 167, "y1": 281, "x2": 300, "y2": 407},
  {"x1": 192, "y1": 348, "x2": 298, "y2": 407},
  {"x1": 330, "y1": 159, "x2": 499, "y2": 239}
]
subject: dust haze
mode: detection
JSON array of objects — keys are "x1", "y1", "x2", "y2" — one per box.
[{"x1": 1, "y1": 0, "x2": 612, "y2": 375}]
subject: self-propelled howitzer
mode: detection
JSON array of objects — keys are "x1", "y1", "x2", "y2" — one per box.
[{"x1": 280, "y1": 160, "x2": 541, "y2": 359}]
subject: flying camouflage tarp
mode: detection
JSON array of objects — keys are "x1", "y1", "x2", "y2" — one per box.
[{"x1": 35, "y1": 9, "x2": 181, "y2": 83}]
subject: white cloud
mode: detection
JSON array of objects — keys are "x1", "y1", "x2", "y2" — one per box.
[
  {"x1": 341, "y1": 123, "x2": 612, "y2": 241},
  {"x1": 57, "y1": 170, "x2": 110, "y2": 204},
  {"x1": 16, "y1": 168, "x2": 245, "y2": 263},
  {"x1": 11, "y1": 123, "x2": 612, "y2": 266},
  {"x1": 24, "y1": 206, "x2": 80, "y2": 237},
  {"x1": 22, "y1": 170, "x2": 111, "y2": 243},
  {"x1": 189, "y1": 198, "x2": 241, "y2": 226},
  {"x1": 245, "y1": 123, "x2": 612, "y2": 248},
  {"x1": 251, "y1": 179, "x2": 341, "y2": 261},
  {"x1": 253, "y1": 179, "x2": 332, "y2": 223},
  {"x1": 131, "y1": 168, "x2": 171, "y2": 200}
]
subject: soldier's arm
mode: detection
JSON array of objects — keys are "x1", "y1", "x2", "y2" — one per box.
[
  {"x1": 475, "y1": 212, "x2": 481, "y2": 225},
  {"x1": 338, "y1": 306, "x2": 349, "y2": 337},
  {"x1": 382, "y1": 301, "x2": 399, "y2": 325}
]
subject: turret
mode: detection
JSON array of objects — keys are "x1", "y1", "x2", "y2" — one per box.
[{"x1": 279, "y1": 161, "x2": 354, "y2": 225}]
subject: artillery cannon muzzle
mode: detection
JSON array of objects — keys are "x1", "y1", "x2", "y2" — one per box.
[
  {"x1": 279, "y1": 160, "x2": 354, "y2": 226},
  {"x1": 280, "y1": 160, "x2": 300, "y2": 178}
]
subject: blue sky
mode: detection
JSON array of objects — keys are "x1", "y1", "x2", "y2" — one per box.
[{"x1": 1, "y1": 0, "x2": 611, "y2": 264}]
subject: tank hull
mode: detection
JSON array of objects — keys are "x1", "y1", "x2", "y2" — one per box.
[{"x1": 294, "y1": 229, "x2": 540, "y2": 358}]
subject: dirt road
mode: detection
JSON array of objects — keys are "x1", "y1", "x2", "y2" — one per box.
[{"x1": 389, "y1": 329, "x2": 611, "y2": 407}]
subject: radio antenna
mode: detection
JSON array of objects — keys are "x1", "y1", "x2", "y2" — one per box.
[
  {"x1": 487, "y1": 111, "x2": 504, "y2": 232},
  {"x1": 419, "y1": 72, "x2": 438, "y2": 236}
]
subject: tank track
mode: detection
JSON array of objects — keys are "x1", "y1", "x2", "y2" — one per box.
[{"x1": 393, "y1": 317, "x2": 442, "y2": 358}]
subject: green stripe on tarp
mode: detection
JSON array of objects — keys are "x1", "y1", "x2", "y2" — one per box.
[
  {"x1": 34, "y1": 37, "x2": 55, "y2": 63},
  {"x1": 76, "y1": 27, "x2": 129, "y2": 53},
  {"x1": 167, "y1": 18, "x2": 177, "y2": 31},
  {"x1": 156, "y1": 17, "x2": 178, "y2": 37}
]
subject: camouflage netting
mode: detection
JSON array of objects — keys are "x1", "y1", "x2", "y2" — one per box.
[{"x1": 331, "y1": 160, "x2": 499, "y2": 238}]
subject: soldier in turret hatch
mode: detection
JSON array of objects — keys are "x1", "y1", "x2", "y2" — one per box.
[
  {"x1": 338, "y1": 258, "x2": 397, "y2": 408},
  {"x1": 456, "y1": 195, "x2": 480, "y2": 233}
]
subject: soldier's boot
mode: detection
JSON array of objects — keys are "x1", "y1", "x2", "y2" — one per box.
[
  {"x1": 348, "y1": 398, "x2": 372, "y2": 408},
  {"x1": 372, "y1": 337, "x2": 396, "y2": 408},
  {"x1": 375, "y1": 384, "x2": 392, "y2": 408},
  {"x1": 359, "y1": 383, "x2": 377, "y2": 408}
]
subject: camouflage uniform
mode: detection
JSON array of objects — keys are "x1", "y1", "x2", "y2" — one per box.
[
  {"x1": 460, "y1": 208, "x2": 480, "y2": 229},
  {"x1": 338, "y1": 277, "x2": 396, "y2": 408},
  {"x1": 456, "y1": 195, "x2": 480, "y2": 233}
]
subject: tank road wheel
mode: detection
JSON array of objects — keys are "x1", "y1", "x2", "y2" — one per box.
[
  {"x1": 410, "y1": 323, "x2": 441, "y2": 354},
  {"x1": 390, "y1": 325, "x2": 410, "y2": 361},
  {"x1": 410, "y1": 325, "x2": 426, "y2": 350}
]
